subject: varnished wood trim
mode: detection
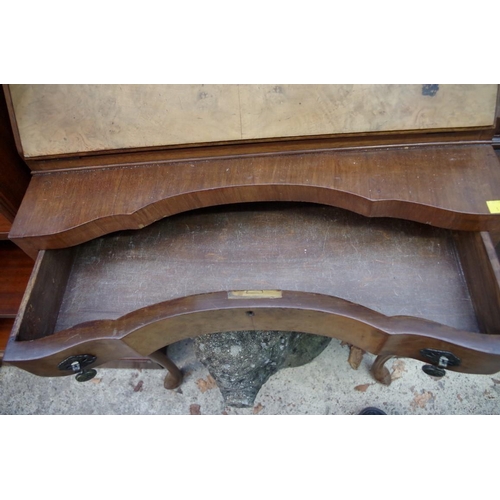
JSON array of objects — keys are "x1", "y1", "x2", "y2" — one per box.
[
  {"x1": 10, "y1": 145, "x2": 500, "y2": 258},
  {"x1": 454, "y1": 231, "x2": 500, "y2": 334},
  {"x1": 13, "y1": 249, "x2": 75, "y2": 341},
  {"x1": 25, "y1": 129, "x2": 494, "y2": 172},
  {"x1": 5, "y1": 291, "x2": 500, "y2": 378}
]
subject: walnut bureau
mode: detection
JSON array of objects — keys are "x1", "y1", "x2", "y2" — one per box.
[{"x1": 3, "y1": 84, "x2": 500, "y2": 389}]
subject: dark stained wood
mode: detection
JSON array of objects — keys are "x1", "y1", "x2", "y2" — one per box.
[
  {"x1": 0, "y1": 241, "x2": 34, "y2": 317},
  {"x1": 10, "y1": 144, "x2": 500, "y2": 258},
  {"x1": 454, "y1": 231, "x2": 500, "y2": 334},
  {"x1": 6, "y1": 291, "x2": 500, "y2": 378},
  {"x1": 14, "y1": 248, "x2": 74, "y2": 341},
  {"x1": 493, "y1": 85, "x2": 500, "y2": 150},
  {"x1": 370, "y1": 354, "x2": 393, "y2": 385},
  {"x1": 7, "y1": 203, "x2": 500, "y2": 380},
  {"x1": 0, "y1": 318, "x2": 14, "y2": 362},
  {"x1": 0, "y1": 85, "x2": 30, "y2": 221},
  {"x1": 24, "y1": 129, "x2": 494, "y2": 172},
  {"x1": 50, "y1": 204, "x2": 479, "y2": 333},
  {"x1": 0, "y1": 213, "x2": 10, "y2": 238},
  {"x1": 148, "y1": 349, "x2": 183, "y2": 389}
]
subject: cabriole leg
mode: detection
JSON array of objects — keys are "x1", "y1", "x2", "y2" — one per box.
[
  {"x1": 371, "y1": 354, "x2": 394, "y2": 386},
  {"x1": 148, "y1": 348, "x2": 183, "y2": 389}
]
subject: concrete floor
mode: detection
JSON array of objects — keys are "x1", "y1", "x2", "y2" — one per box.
[{"x1": 1, "y1": 337, "x2": 500, "y2": 414}]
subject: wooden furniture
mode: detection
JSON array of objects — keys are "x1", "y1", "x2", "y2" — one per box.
[
  {"x1": 0, "y1": 86, "x2": 33, "y2": 362},
  {"x1": 3, "y1": 84, "x2": 500, "y2": 389},
  {"x1": 0, "y1": 241, "x2": 33, "y2": 361}
]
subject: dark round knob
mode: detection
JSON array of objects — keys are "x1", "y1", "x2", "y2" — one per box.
[
  {"x1": 422, "y1": 364, "x2": 446, "y2": 378},
  {"x1": 75, "y1": 369, "x2": 97, "y2": 382}
]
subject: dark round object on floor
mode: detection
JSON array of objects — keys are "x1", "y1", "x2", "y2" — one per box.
[{"x1": 358, "y1": 407, "x2": 387, "y2": 415}]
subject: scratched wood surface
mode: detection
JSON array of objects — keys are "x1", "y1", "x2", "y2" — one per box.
[
  {"x1": 9, "y1": 144, "x2": 500, "y2": 258},
  {"x1": 8, "y1": 84, "x2": 497, "y2": 158},
  {"x1": 51, "y1": 203, "x2": 479, "y2": 334}
]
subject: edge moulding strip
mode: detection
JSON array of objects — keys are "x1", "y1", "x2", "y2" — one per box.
[
  {"x1": 9, "y1": 145, "x2": 500, "y2": 258},
  {"x1": 5, "y1": 291, "x2": 500, "y2": 380}
]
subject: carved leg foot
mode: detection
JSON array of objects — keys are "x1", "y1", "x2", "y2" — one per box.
[
  {"x1": 148, "y1": 348, "x2": 183, "y2": 389},
  {"x1": 347, "y1": 345, "x2": 365, "y2": 370},
  {"x1": 371, "y1": 354, "x2": 394, "y2": 386}
]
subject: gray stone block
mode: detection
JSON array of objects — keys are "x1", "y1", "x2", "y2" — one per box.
[{"x1": 194, "y1": 331, "x2": 331, "y2": 407}]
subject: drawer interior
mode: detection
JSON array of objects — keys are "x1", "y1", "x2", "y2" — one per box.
[{"x1": 15, "y1": 202, "x2": 482, "y2": 342}]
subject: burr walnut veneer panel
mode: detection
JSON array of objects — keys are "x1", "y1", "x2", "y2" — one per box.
[{"x1": 9, "y1": 84, "x2": 497, "y2": 159}]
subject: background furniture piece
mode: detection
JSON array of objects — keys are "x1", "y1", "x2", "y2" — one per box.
[{"x1": 0, "y1": 86, "x2": 33, "y2": 362}]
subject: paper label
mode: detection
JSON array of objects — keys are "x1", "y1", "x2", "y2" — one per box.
[
  {"x1": 487, "y1": 200, "x2": 500, "y2": 214},
  {"x1": 228, "y1": 290, "x2": 282, "y2": 299}
]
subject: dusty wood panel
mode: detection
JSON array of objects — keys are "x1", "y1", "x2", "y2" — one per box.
[
  {"x1": 0, "y1": 241, "x2": 34, "y2": 317},
  {"x1": 9, "y1": 144, "x2": 500, "y2": 257},
  {"x1": 51, "y1": 204, "x2": 478, "y2": 333},
  {"x1": 455, "y1": 231, "x2": 500, "y2": 334},
  {"x1": 9, "y1": 84, "x2": 497, "y2": 158},
  {"x1": 15, "y1": 249, "x2": 75, "y2": 341}
]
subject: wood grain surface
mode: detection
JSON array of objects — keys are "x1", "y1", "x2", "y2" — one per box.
[
  {"x1": 9, "y1": 84, "x2": 497, "y2": 158},
  {"x1": 10, "y1": 144, "x2": 500, "y2": 257},
  {"x1": 455, "y1": 231, "x2": 500, "y2": 334},
  {"x1": 21, "y1": 129, "x2": 495, "y2": 173},
  {"x1": 48, "y1": 204, "x2": 478, "y2": 333},
  {"x1": 7, "y1": 204, "x2": 500, "y2": 378},
  {"x1": 0, "y1": 241, "x2": 34, "y2": 318},
  {"x1": 6, "y1": 291, "x2": 500, "y2": 378}
]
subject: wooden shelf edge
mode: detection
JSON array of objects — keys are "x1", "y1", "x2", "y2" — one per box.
[
  {"x1": 10, "y1": 144, "x2": 500, "y2": 258},
  {"x1": 5, "y1": 291, "x2": 500, "y2": 378}
]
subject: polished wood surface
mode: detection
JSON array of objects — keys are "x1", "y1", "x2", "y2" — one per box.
[
  {"x1": 6, "y1": 291, "x2": 500, "y2": 378},
  {"x1": 20, "y1": 129, "x2": 494, "y2": 173},
  {"x1": 8, "y1": 84, "x2": 497, "y2": 158},
  {"x1": 7, "y1": 203, "x2": 500, "y2": 379},
  {"x1": 10, "y1": 145, "x2": 500, "y2": 258}
]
